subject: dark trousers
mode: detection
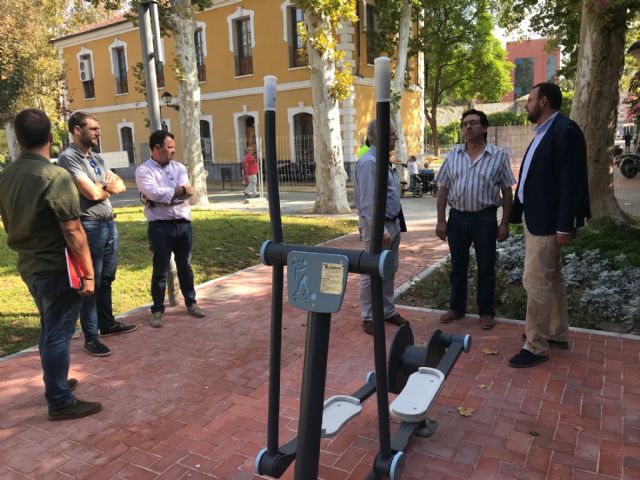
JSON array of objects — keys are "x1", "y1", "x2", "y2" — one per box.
[
  {"x1": 80, "y1": 219, "x2": 118, "y2": 340},
  {"x1": 447, "y1": 207, "x2": 498, "y2": 317},
  {"x1": 22, "y1": 272, "x2": 81, "y2": 411},
  {"x1": 147, "y1": 221, "x2": 196, "y2": 313}
]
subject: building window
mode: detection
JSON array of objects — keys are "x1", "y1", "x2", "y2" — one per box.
[
  {"x1": 78, "y1": 53, "x2": 95, "y2": 99},
  {"x1": 514, "y1": 57, "x2": 534, "y2": 99},
  {"x1": 234, "y1": 17, "x2": 253, "y2": 76},
  {"x1": 110, "y1": 46, "x2": 128, "y2": 94},
  {"x1": 288, "y1": 7, "x2": 307, "y2": 68},
  {"x1": 120, "y1": 126, "x2": 135, "y2": 164},
  {"x1": 200, "y1": 120, "x2": 213, "y2": 163},
  {"x1": 156, "y1": 61, "x2": 165, "y2": 88},
  {"x1": 546, "y1": 55, "x2": 556, "y2": 81},
  {"x1": 365, "y1": 3, "x2": 376, "y2": 65},
  {"x1": 293, "y1": 113, "x2": 314, "y2": 164},
  {"x1": 195, "y1": 27, "x2": 206, "y2": 82}
]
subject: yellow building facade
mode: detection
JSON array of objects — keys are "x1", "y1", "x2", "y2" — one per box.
[{"x1": 53, "y1": 0, "x2": 424, "y2": 179}]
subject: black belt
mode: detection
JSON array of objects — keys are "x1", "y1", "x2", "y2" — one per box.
[
  {"x1": 384, "y1": 216, "x2": 399, "y2": 222},
  {"x1": 149, "y1": 219, "x2": 190, "y2": 224},
  {"x1": 82, "y1": 214, "x2": 115, "y2": 222},
  {"x1": 450, "y1": 206, "x2": 497, "y2": 216}
]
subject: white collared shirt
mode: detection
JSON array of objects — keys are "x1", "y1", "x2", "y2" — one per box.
[{"x1": 517, "y1": 111, "x2": 559, "y2": 203}]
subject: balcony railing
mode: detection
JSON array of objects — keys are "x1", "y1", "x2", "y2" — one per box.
[
  {"x1": 115, "y1": 75, "x2": 128, "y2": 94},
  {"x1": 289, "y1": 45, "x2": 308, "y2": 68},
  {"x1": 234, "y1": 54, "x2": 253, "y2": 76}
]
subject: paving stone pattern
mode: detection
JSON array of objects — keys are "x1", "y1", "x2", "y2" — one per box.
[{"x1": 1, "y1": 219, "x2": 639, "y2": 480}]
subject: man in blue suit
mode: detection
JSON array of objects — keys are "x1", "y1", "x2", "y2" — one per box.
[{"x1": 508, "y1": 83, "x2": 590, "y2": 368}]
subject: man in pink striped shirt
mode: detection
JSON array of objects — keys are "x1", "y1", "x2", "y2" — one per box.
[{"x1": 135, "y1": 130, "x2": 206, "y2": 328}]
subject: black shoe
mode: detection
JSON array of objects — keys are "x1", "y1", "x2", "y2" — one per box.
[
  {"x1": 385, "y1": 313, "x2": 410, "y2": 326},
  {"x1": 48, "y1": 399, "x2": 102, "y2": 421},
  {"x1": 521, "y1": 333, "x2": 569, "y2": 350},
  {"x1": 68, "y1": 378, "x2": 78, "y2": 391},
  {"x1": 363, "y1": 321, "x2": 374, "y2": 335},
  {"x1": 508, "y1": 349, "x2": 548, "y2": 368},
  {"x1": 84, "y1": 340, "x2": 111, "y2": 357},
  {"x1": 100, "y1": 322, "x2": 137, "y2": 337}
]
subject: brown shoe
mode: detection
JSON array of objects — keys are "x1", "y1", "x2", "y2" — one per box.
[
  {"x1": 479, "y1": 315, "x2": 495, "y2": 330},
  {"x1": 385, "y1": 313, "x2": 409, "y2": 326},
  {"x1": 362, "y1": 321, "x2": 374, "y2": 335},
  {"x1": 439, "y1": 309, "x2": 463, "y2": 324}
]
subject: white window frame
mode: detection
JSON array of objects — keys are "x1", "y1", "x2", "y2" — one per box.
[
  {"x1": 227, "y1": 7, "x2": 255, "y2": 53},
  {"x1": 117, "y1": 121, "x2": 136, "y2": 164},
  {"x1": 76, "y1": 47, "x2": 96, "y2": 96},
  {"x1": 288, "y1": 104, "x2": 314, "y2": 163},
  {"x1": 233, "y1": 107, "x2": 259, "y2": 163},
  {"x1": 108, "y1": 39, "x2": 129, "y2": 76},
  {"x1": 195, "y1": 21, "x2": 208, "y2": 58},
  {"x1": 200, "y1": 114, "x2": 215, "y2": 163}
]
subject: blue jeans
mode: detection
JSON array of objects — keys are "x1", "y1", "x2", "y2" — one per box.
[
  {"x1": 447, "y1": 207, "x2": 498, "y2": 317},
  {"x1": 22, "y1": 272, "x2": 81, "y2": 411},
  {"x1": 147, "y1": 221, "x2": 196, "y2": 313},
  {"x1": 81, "y1": 219, "x2": 118, "y2": 340}
]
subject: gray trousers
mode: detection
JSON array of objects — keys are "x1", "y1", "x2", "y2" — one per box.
[{"x1": 359, "y1": 217, "x2": 401, "y2": 321}]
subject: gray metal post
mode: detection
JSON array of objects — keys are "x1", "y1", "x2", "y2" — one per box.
[{"x1": 138, "y1": 1, "x2": 178, "y2": 305}]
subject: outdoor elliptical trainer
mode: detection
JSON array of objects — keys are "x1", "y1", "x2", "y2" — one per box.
[{"x1": 255, "y1": 59, "x2": 472, "y2": 480}]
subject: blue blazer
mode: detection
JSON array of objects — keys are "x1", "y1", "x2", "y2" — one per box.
[{"x1": 510, "y1": 113, "x2": 591, "y2": 235}]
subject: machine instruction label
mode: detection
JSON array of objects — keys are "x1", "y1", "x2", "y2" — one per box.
[{"x1": 320, "y1": 263, "x2": 344, "y2": 295}]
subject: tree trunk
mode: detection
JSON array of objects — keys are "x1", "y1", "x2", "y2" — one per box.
[
  {"x1": 570, "y1": 0, "x2": 628, "y2": 221},
  {"x1": 304, "y1": 11, "x2": 350, "y2": 214},
  {"x1": 392, "y1": 0, "x2": 412, "y2": 170},
  {"x1": 426, "y1": 108, "x2": 440, "y2": 158},
  {"x1": 4, "y1": 120, "x2": 20, "y2": 161},
  {"x1": 169, "y1": 0, "x2": 208, "y2": 206}
]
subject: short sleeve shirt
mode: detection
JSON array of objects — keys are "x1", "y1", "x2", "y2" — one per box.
[
  {"x1": 0, "y1": 153, "x2": 81, "y2": 275},
  {"x1": 436, "y1": 143, "x2": 515, "y2": 212},
  {"x1": 58, "y1": 144, "x2": 113, "y2": 218}
]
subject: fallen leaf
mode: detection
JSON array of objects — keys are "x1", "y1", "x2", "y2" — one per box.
[
  {"x1": 575, "y1": 426, "x2": 584, "y2": 432},
  {"x1": 529, "y1": 431, "x2": 540, "y2": 437},
  {"x1": 8, "y1": 335, "x2": 24, "y2": 343},
  {"x1": 214, "y1": 247, "x2": 223, "y2": 251},
  {"x1": 477, "y1": 384, "x2": 488, "y2": 390},
  {"x1": 457, "y1": 406, "x2": 474, "y2": 417},
  {"x1": 482, "y1": 348, "x2": 499, "y2": 355}
]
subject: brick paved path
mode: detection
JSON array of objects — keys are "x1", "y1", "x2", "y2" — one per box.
[{"x1": 1, "y1": 219, "x2": 640, "y2": 480}]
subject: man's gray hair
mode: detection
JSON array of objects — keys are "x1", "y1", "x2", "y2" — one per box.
[{"x1": 366, "y1": 119, "x2": 396, "y2": 148}]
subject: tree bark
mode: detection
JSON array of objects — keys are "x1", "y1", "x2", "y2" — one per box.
[
  {"x1": 169, "y1": 0, "x2": 208, "y2": 206},
  {"x1": 570, "y1": 0, "x2": 628, "y2": 221},
  {"x1": 392, "y1": 0, "x2": 412, "y2": 170},
  {"x1": 4, "y1": 120, "x2": 20, "y2": 161},
  {"x1": 304, "y1": 11, "x2": 350, "y2": 214}
]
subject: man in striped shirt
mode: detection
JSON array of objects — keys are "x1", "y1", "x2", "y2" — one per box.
[{"x1": 435, "y1": 109, "x2": 515, "y2": 330}]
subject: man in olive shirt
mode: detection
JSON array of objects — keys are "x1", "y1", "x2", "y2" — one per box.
[
  {"x1": 58, "y1": 111, "x2": 136, "y2": 357},
  {"x1": 0, "y1": 109, "x2": 102, "y2": 420}
]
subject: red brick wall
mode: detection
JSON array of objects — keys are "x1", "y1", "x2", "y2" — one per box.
[{"x1": 502, "y1": 38, "x2": 561, "y2": 102}]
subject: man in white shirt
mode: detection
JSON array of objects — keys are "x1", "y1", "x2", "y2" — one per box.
[{"x1": 435, "y1": 109, "x2": 515, "y2": 330}]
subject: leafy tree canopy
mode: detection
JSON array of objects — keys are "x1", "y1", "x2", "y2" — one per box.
[
  {"x1": 416, "y1": 0, "x2": 512, "y2": 108},
  {"x1": 498, "y1": 0, "x2": 640, "y2": 82}
]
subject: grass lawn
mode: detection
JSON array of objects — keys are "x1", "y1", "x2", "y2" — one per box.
[
  {"x1": 398, "y1": 219, "x2": 640, "y2": 332},
  {"x1": 0, "y1": 207, "x2": 357, "y2": 357}
]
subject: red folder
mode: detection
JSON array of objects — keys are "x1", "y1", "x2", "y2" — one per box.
[{"x1": 65, "y1": 248, "x2": 86, "y2": 290}]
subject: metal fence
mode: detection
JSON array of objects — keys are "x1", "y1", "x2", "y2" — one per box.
[{"x1": 113, "y1": 126, "x2": 535, "y2": 193}]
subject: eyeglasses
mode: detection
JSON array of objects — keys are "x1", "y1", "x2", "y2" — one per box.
[
  {"x1": 88, "y1": 158, "x2": 101, "y2": 176},
  {"x1": 461, "y1": 120, "x2": 482, "y2": 128}
]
